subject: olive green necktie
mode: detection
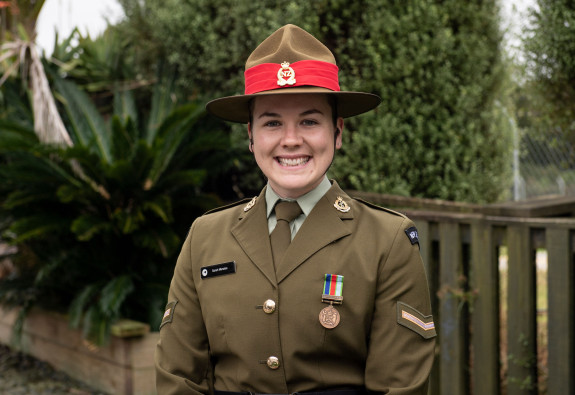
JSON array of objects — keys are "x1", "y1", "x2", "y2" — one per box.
[{"x1": 270, "y1": 201, "x2": 302, "y2": 265}]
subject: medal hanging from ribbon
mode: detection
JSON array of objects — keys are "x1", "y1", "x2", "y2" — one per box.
[{"x1": 319, "y1": 274, "x2": 343, "y2": 329}]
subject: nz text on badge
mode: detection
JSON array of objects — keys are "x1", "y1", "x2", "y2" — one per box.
[{"x1": 201, "y1": 261, "x2": 236, "y2": 279}]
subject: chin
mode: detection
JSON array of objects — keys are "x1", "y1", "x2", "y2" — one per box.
[{"x1": 274, "y1": 180, "x2": 316, "y2": 197}]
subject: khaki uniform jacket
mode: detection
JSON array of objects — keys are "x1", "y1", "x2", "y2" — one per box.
[{"x1": 155, "y1": 182, "x2": 436, "y2": 395}]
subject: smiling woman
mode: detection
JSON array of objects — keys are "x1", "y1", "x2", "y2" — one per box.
[{"x1": 156, "y1": 24, "x2": 437, "y2": 395}]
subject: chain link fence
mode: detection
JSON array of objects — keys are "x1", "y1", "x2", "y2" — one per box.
[{"x1": 512, "y1": 123, "x2": 575, "y2": 200}]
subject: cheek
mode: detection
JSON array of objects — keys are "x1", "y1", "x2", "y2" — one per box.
[
  {"x1": 312, "y1": 135, "x2": 336, "y2": 155},
  {"x1": 251, "y1": 142, "x2": 271, "y2": 166},
  {"x1": 252, "y1": 134, "x2": 277, "y2": 153}
]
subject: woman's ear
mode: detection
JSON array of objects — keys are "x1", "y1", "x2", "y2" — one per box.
[
  {"x1": 247, "y1": 123, "x2": 254, "y2": 153},
  {"x1": 335, "y1": 117, "x2": 344, "y2": 150}
]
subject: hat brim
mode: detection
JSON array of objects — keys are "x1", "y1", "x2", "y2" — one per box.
[{"x1": 206, "y1": 87, "x2": 381, "y2": 123}]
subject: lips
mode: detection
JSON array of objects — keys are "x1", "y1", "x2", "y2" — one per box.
[{"x1": 276, "y1": 156, "x2": 310, "y2": 167}]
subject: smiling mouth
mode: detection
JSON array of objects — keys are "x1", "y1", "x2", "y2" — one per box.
[{"x1": 276, "y1": 156, "x2": 310, "y2": 167}]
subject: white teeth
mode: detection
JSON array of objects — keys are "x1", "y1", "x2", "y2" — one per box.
[{"x1": 278, "y1": 157, "x2": 309, "y2": 166}]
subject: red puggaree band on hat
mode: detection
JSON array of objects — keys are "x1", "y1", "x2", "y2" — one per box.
[{"x1": 244, "y1": 60, "x2": 340, "y2": 95}]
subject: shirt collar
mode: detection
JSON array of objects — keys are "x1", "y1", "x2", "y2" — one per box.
[{"x1": 266, "y1": 176, "x2": 332, "y2": 218}]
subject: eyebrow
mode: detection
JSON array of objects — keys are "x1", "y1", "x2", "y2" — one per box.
[
  {"x1": 257, "y1": 109, "x2": 324, "y2": 119},
  {"x1": 257, "y1": 111, "x2": 280, "y2": 119}
]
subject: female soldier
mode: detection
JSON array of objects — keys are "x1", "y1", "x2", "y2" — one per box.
[{"x1": 155, "y1": 24, "x2": 436, "y2": 395}]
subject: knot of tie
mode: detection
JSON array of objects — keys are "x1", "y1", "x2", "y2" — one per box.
[
  {"x1": 270, "y1": 201, "x2": 302, "y2": 267},
  {"x1": 274, "y1": 201, "x2": 302, "y2": 223}
]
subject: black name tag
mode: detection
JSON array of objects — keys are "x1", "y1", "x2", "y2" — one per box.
[
  {"x1": 405, "y1": 226, "x2": 420, "y2": 246},
  {"x1": 201, "y1": 261, "x2": 236, "y2": 279}
]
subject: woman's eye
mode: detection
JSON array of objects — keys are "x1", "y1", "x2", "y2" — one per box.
[
  {"x1": 264, "y1": 120, "x2": 281, "y2": 127},
  {"x1": 302, "y1": 119, "x2": 318, "y2": 126}
]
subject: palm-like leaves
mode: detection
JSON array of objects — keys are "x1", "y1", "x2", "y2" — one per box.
[{"x1": 0, "y1": 69, "x2": 223, "y2": 345}]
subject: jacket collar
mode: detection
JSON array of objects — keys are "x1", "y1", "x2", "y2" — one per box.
[{"x1": 231, "y1": 181, "x2": 354, "y2": 285}]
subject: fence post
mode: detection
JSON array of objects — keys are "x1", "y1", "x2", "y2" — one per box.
[
  {"x1": 506, "y1": 225, "x2": 537, "y2": 395},
  {"x1": 438, "y1": 222, "x2": 466, "y2": 395},
  {"x1": 546, "y1": 227, "x2": 574, "y2": 395},
  {"x1": 471, "y1": 221, "x2": 500, "y2": 394}
]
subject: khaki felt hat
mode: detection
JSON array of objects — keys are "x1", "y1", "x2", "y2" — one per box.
[{"x1": 206, "y1": 24, "x2": 381, "y2": 123}]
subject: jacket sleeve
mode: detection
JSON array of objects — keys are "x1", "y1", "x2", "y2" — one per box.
[
  {"x1": 155, "y1": 221, "x2": 213, "y2": 395},
  {"x1": 365, "y1": 218, "x2": 436, "y2": 394}
]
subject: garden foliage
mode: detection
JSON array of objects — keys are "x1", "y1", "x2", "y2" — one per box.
[
  {"x1": 0, "y1": 0, "x2": 517, "y2": 344},
  {"x1": 114, "y1": 0, "x2": 513, "y2": 202},
  {"x1": 0, "y1": 67, "x2": 227, "y2": 344},
  {"x1": 522, "y1": 0, "x2": 575, "y2": 149}
]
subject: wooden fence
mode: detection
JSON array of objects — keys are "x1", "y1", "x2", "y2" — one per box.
[{"x1": 351, "y1": 191, "x2": 575, "y2": 395}]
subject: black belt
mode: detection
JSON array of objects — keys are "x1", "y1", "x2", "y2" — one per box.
[{"x1": 215, "y1": 389, "x2": 365, "y2": 395}]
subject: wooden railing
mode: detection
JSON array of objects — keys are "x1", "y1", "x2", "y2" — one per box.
[{"x1": 350, "y1": 191, "x2": 575, "y2": 395}]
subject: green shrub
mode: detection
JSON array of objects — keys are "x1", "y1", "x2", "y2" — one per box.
[
  {"x1": 522, "y1": 0, "x2": 575, "y2": 148},
  {"x1": 112, "y1": 0, "x2": 513, "y2": 203}
]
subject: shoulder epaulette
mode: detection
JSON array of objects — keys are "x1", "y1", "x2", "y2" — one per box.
[
  {"x1": 203, "y1": 198, "x2": 253, "y2": 216},
  {"x1": 353, "y1": 198, "x2": 408, "y2": 219}
]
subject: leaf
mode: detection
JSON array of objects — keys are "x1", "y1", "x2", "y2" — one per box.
[
  {"x1": 71, "y1": 214, "x2": 112, "y2": 241},
  {"x1": 110, "y1": 206, "x2": 145, "y2": 234},
  {"x1": 0, "y1": 121, "x2": 38, "y2": 150},
  {"x1": 69, "y1": 284, "x2": 100, "y2": 329},
  {"x1": 99, "y1": 276, "x2": 135, "y2": 317},
  {"x1": 146, "y1": 102, "x2": 205, "y2": 187},
  {"x1": 56, "y1": 184, "x2": 85, "y2": 204},
  {"x1": 142, "y1": 195, "x2": 173, "y2": 223},
  {"x1": 8, "y1": 215, "x2": 70, "y2": 243},
  {"x1": 110, "y1": 115, "x2": 134, "y2": 161},
  {"x1": 34, "y1": 259, "x2": 61, "y2": 286},
  {"x1": 51, "y1": 74, "x2": 111, "y2": 162},
  {"x1": 70, "y1": 276, "x2": 135, "y2": 346},
  {"x1": 82, "y1": 305, "x2": 109, "y2": 345},
  {"x1": 5, "y1": 150, "x2": 83, "y2": 188},
  {"x1": 113, "y1": 89, "x2": 138, "y2": 127},
  {"x1": 3, "y1": 189, "x2": 53, "y2": 209},
  {"x1": 146, "y1": 75, "x2": 177, "y2": 144}
]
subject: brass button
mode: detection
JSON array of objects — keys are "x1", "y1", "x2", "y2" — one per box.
[
  {"x1": 267, "y1": 356, "x2": 280, "y2": 370},
  {"x1": 263, "y1": 299, "x2": 276, "y2": 314}
]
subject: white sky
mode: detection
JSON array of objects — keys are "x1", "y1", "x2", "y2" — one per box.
[
  {"x1": 36, "y1": 0, "x2": 124, "y2": 54},
  {"x1": 35, "y1": 0, "x2": 536, "y2": 55},
  {"x1": 501, "y1": 0, "x2": 537, "y2": 57}
]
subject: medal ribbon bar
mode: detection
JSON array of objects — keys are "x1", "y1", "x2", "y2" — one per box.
[{"x1": 322, "y1": 274, "x2": 344, "y2": 305}]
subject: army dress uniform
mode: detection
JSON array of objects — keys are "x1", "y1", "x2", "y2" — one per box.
[{"x1": 155, "y1": 181, "x2": 436, "y2": 394}]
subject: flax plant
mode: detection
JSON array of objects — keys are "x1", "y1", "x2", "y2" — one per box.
[{"x1": 0, "y1": 0, "x2": 72, "y2": 146}]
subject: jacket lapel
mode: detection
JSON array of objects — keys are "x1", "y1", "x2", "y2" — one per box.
[
  {"x1": 276, "y1": 182, "x2": 354, "y2": 282},
  {"x1": 231, "y1": 188, "x2": 277, "y2": 286}
]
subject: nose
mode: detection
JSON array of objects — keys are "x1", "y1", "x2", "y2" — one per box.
[{"x1": 281, "y1": 124, "x2": 302, "y2": 146}]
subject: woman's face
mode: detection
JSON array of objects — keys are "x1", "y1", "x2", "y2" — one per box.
[{"x1": 248, "y1": 94, "x2": 344, "y2": 199}]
